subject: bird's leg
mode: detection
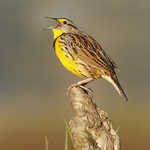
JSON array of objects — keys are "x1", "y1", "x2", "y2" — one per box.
[{"x1": 66, "y1": 78, "x2": 94, "y2": 96}]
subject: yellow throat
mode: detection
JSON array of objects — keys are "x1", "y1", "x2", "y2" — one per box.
[{"x1": 52, "y1": 28, "x2": 63, "y2": 39}]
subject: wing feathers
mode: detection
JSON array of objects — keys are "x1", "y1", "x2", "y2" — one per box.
[{"x1": 60, "y1": 33, "x2": 118, "y2": 73}]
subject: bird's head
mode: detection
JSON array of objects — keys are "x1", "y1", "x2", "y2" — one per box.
[{"x1": 45, "y1": 17, "x2": 78, "y2": 39}]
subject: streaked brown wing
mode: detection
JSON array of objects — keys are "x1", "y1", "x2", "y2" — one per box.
[
  {"x1": 87, "y1": 34, "x2": 118, "y2": 69},
  {"x1": 60, "y1": 33, "x2": 118, "y2": 73}
]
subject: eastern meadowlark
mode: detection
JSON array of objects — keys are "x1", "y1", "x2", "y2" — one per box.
[{"x1": 45, "y1": 17, "x2": 128, "y2": 101}]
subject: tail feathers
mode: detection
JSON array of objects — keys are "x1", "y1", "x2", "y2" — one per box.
[{"x1": 102, "y1": 75, "x2": 128, "y2": 101}]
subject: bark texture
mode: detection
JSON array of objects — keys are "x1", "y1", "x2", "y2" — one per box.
[{"x1": 69, "y1": 87, "x2": 120, "y2": 150}]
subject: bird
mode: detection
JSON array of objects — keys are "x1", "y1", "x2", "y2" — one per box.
[{"x1": 45, "y1": 17, "x2": 128, "y2": 101}]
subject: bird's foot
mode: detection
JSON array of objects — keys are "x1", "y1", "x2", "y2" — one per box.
[{"x1": 66, "y1": 83, "x2": 93, "y2": 97}]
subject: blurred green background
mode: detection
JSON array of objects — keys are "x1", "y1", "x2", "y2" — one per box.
[{"x1": 0, "y1": 0, "x2": 150, "y2": 149}]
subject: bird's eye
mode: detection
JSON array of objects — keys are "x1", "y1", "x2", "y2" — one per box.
[{"x1": 63, "y1": 21, "x2": 67, "y2": 24}]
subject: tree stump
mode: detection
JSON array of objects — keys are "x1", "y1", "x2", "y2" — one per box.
[{"x1": 68, "y1": 87, "x2": 120, "y2": 150}]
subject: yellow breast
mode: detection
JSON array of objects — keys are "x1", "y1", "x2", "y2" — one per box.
[{"x1": 54, "y1": 37, "x2": 84, "y2": 78}]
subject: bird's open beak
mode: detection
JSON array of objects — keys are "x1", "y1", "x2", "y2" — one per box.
[{"x1": 44, "y1": 17, "x2": 59, "y2": 30}]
